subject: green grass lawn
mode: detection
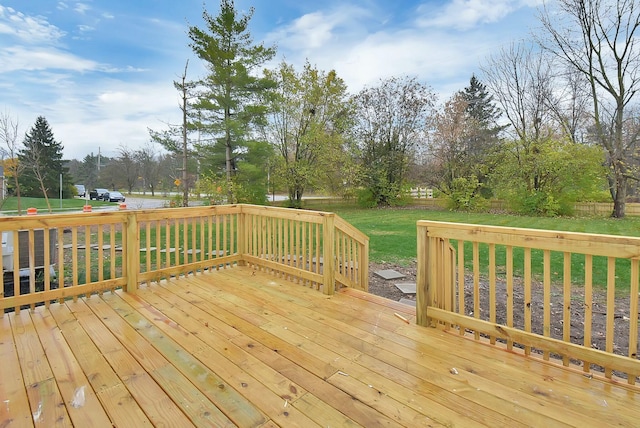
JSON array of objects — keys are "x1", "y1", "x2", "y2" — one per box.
[{"x1": 0, "y1": 196, "x2": 114, "y2": 214}]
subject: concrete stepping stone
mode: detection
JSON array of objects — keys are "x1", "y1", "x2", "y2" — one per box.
[
  {"x1": 394, "y1": 282, "x2": 416, "y2": 294},
  {"x1": 399, "y1": 298, "x2": 416, "y2": 307},
  {"x1": 374, "y1": 269, "x2": 405, "y2": 280}
]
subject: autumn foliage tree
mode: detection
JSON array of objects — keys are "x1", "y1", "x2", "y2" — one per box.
[
  {"x1": 262, "y1": 61, "x2": 352, "y2": 208},
  {"x1": 353, "y1": 76, "x2": 436, "y2": 206}
]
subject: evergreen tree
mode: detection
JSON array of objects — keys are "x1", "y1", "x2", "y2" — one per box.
[
  {"x1": 462, "y1": 75, "x2": 502, "y2": 127},
  {"x1": 18, "y1": 116, "x2": 73, "y2": 206},
  {"x1": 459, "y1": 75, "x2": 504, "y2": 157},
  {"x1": 459, "y1": 75, "x2": 505, "y2": 196},
  {"x1": 188, "y1": 0, "x2": 276, "y2": 201},
  {"x1": 79, "y1": 153, "x2": 100, "y2": 189}
]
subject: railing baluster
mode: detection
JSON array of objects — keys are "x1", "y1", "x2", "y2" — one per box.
[
  {"x1": 606, "y1": 257, "x2": 616, "y2": 378},
  {"x1": 84, "y1": 225, "x2": 91, "y2": 286},
  {"x1": 506, "y1": 245, "x2": 513, "y2": 350},
  {"x1": 72, "y1": 228, "x2": 78, "y2": 290},
  {"x1": 543, "y1": 249, "x2": 551, "y2": 360},
  {"x1": 629, "y1": 258, "x2": 639, "y2": 385},
  {"x1": 457, "y1": 240, "x2": 465, "y2": 335},
  {"x1": 28, "y1": 229, "x2": 35, "y2": 311},
  {"x1": 489, "y1": 243, "x2": 496, "y2": 344},
  {"x1": 43, "y1": 228, "x2": 51, "y2": 305},
  {"x1": 524, "y1": 247, "x2": 532, "y2": 356},
  {"x1": 584, "y1": 254, "x2": 593, "y2": 372},
  {"x1": 12, "y1": 230, "x2": 18, "y2": 313},
  {"x1": 473, "y1": 241, "x2": 480, "y2": 340},
  {"x1": 109, "y1": 224, "x2": 116, "y2": 284},
  {"x1": 563, "y1": 252, "x2": 572, "y2": 366},
  {"x1": 145, "y1": 222, "x2": 151, "y2": 277},
  {"x1": 98, "y1": 225, "x2": 105, "y2": 284}
]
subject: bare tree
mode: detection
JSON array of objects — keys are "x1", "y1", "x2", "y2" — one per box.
[
  {"x1": 116, "y1": 145, "x2": 139, "y2": 194},
  {"x1": 149, "y1": 60, "x2": 196, "y2": 206},
  {"x1": 135, "y1": 142, "x2": 160, "y2": 196},
  {"x1": 538, "y1": 0, "x2": 640, "y2": 218},
  {"x1": 482, "y1": 42, "x2": 557, "y2": 146},
  {"x1": 428, "y1": 92, "x2": 474, "y2": 189},
  {"x1": 0, "y1": 111, "x2": 22, "y2": 213},
  {"x1": 22, "y1": 145, "x2": 52, "y2": 212},
  {"x1": 546, "y1": 66, "x2": 592, "y2": 144},
  {"x1": 177, "y1": 60, "x2": 191, "y2": 206}
]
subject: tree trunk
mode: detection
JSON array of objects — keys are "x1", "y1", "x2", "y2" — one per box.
[
  {"x1": 612, "y1": 165, "x2": 626, "y2": 218},
  {"x1": 12, "y1": 175, "x2": 21, "y2": 215}
]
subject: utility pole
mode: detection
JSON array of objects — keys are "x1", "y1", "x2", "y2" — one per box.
[{"x1": 178, "y1": 60, "x2": 191, "y2": 207}]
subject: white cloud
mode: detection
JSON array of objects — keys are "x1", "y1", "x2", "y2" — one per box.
[
  {"x1": 0, "y1": 5, "x2": 66, "y2": 44},
  {"x1": 267, "y1": 5, "x2": 371, "y2": 54},
  {"x1": 266, "y1": 3, "x2": 509, "y2": 94},
  {"x1": 73, "y1": 3, "x2": 90, "y2": 15},
  {"x1": 416, "y1": 0, "x2": 517, "y2": 30},
  {"x1": 77, "y1": 24, "x2": 94, "y2": 33},
  {"x1": 0, "y1": 46, "x2": 97, "y2": 73},
  {"x1": 52, "y1": 80, "x2": 181, "y2": 158}
]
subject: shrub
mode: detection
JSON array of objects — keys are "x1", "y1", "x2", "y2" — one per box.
[{"x1": 445, "y1": 177, "x2": 488, "y2": 212}]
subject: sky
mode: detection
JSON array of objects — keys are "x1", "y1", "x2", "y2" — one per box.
[{"x1": 0, "y1": 0, "x2": 543, "y2": 160}]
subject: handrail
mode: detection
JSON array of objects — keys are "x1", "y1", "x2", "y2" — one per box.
[
  {"x1": 0, "y1": 204, "x2": 369, "y2": 313},
  {"x1": 417, "y1": 220, "x2": 640, "y2": 384}
]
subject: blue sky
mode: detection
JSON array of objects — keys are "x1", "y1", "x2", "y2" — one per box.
[{"x1": 0, "y1": 0, "x2": 542, "y2": 160}]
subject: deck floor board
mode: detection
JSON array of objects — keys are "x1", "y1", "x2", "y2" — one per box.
[{"x1": 1, "y1": 266, "x2": 639, "y2": 427}]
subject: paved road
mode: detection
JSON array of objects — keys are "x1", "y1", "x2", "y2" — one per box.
[{"x1": 118, "y1": 197, "x2": 170, "y2": 210}]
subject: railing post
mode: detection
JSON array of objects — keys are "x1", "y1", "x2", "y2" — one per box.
[
  {"x1": 323, "y1": 213, "x2": 336, "y2": 295},
  {"x1": 125, "y1": 212, "x2": 139, "y2": 293},
  {"x1": 360, "y1": 238, "x2": 369, "y2": 292},
  {"x1": 237, "y1": 205, "x2": 247, "y2": 266},
  {"x1": 416, "y1": 223, "x2": 430, "y2": 326}
]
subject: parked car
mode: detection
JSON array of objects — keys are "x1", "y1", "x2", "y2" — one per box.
[
  {"x1": 104, "y1": 191, "x2": 125, "y2": 202},
  {"x1": 89, "y1": 188, "x2": 109, "y2": 200},
  {"x1": 74, "y1": 184, "x2": 85, "y2": 197}
]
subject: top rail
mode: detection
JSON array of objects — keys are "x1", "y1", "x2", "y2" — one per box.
[{"x1": 417, "y1": 220, "x2": 640, "y2": 385}]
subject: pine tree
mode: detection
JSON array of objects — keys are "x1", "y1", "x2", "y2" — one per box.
[
  {"x1": 19, "y1": 116, "x2": 73, "y2": 208},
  {"x1": 462, "y1": 75, "x2": 502, "y2": 127},
  {"x1": 459, "y1": 75, "x2": 505, "y2": 196},
  {"x1": 188, "y1": 0, "x2": 276, "y2": 201}
]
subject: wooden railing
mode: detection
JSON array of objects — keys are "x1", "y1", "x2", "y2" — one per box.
[
  {"x1": 0, "y1": 204, "x2": 368, "y2": 314},
  {"x1": 417, "y1": 221, "x2": 640, "y2": 384}
]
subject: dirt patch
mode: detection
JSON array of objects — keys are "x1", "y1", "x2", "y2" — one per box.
[
  {"x1": 368, "y1": 262, "x2": 637, "y2": 362},
  {"x1": 368, "y1": 262, "x2": 418, "y2": 304}
]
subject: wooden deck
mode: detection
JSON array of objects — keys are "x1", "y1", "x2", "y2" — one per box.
[{"x1": 2, "y1": 266, "x2": 639, "y2": 427}]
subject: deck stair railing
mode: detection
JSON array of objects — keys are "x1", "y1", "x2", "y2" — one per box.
[
  {"x1": 417, "y1": 220, "x2": 640, "y2": 384},
  {"x1": 0, "y1": 204, "x2": 368, "y2": 314}
]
